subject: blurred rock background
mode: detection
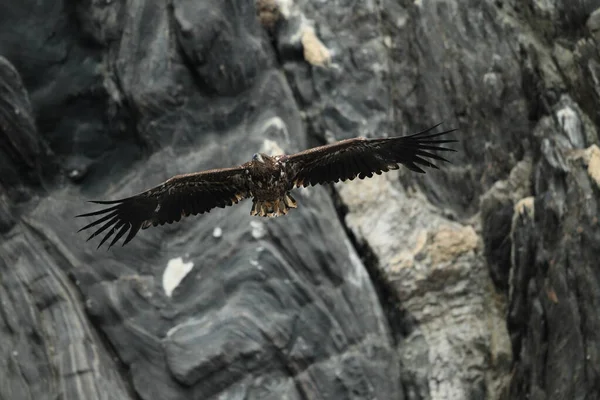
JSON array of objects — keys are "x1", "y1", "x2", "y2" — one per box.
[{"x1": 1, "y1": 0, "x2": 599, "y2": 399}]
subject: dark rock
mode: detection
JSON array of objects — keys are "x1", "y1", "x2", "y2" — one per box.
[
  {"x1": 0, "y1": 55, "x2": 59, "y2": 235},
  {"x1": 0, "y1": 223, "x2": 134, "y2": 400},
  {"x1": 0, "y1": 56, "x2": 43, "y2": 192},
  {"x1": 480, "y1": 159, "x2": 533, "y2": 290},
  {"x1": 0, "y1": 193, "x2": 15, "y2": 233},
  {"x1": 509, "y1": 143, "x2": 600, "y2": 400},
  {"x1": 481, "y1": 201, "x2": 516, "y2": 289},
  {"x1": 172, "y1": 0, "x2": 274, "y2": 96},
  {"x1": 75, "y1": 0, "x2": 124, "y2": 46}
]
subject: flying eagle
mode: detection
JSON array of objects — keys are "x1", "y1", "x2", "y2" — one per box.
[{"x1": 77, "y1": 123, "x2": 458, "y2": 249}]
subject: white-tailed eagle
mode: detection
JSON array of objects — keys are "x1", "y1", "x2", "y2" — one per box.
[{"x1": 77, "y1": 123, "x2": 458, "y2": 248}]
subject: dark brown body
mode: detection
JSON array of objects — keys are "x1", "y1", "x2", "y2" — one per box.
[{"x1": 246, "y1": 153, "x2": 297, "y2": 217}]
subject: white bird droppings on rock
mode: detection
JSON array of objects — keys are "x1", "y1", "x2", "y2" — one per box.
[
  {"x1": 249, "y1": 258, "x2": 264, "y2": 271},
  {"x1": 162, "y1": 257, "x2": 195, "y2": 297},
  {"x1": 250, "y1": 220, "x2": 266, "y2": 239},
  {"x1": 556, "y1": 105, "x2": 584, "y2": 148}
]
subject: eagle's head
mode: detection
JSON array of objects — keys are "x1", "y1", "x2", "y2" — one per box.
[
  {"x1": 252, "y1": 153, "x2": 265, "y2": 163},
  {"x1": 252, "y1": 153, "x2": 276, "y2": 165}
]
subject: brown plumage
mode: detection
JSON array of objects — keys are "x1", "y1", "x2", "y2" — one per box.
[{"x1": 76, "y1": 123, "x2": 458, "y2": 249}]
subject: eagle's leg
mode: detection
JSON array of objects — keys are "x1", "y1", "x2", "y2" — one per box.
[
  {"x1": 250, "y1": 199, "x2": 259, "y2": 216},
  {"x1": 250, "y1": 193, "x2": 298, "y2": 217}
]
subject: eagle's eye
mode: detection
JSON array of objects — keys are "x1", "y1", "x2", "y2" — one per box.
[{"x1": 252, "y1": 153, "x2": 264, "y2": 163}]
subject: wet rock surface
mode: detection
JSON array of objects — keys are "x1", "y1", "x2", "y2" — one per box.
[{"x1": 1, "y1": 0, "x2": 600, "y2": 399}]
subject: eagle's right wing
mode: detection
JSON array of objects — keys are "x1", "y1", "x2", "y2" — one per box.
[
  {"x1": 282, "y1": 123, "x2": 458, "y2": 188},
  {"x1": 76, "y1": 165, "x2": 251, "y2": 249}
]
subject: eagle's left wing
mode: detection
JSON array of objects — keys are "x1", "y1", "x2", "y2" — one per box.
[
  {"x1": 282, "y1": 123, "x2": 458, "y2": 188},
  {"x1": 76, "y1": 165, "x2": 251, "y2": 249}
]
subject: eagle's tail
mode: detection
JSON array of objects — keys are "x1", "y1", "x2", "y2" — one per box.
[{"x1": 250, "y1": 193, "x2": 298, "y2": 217}]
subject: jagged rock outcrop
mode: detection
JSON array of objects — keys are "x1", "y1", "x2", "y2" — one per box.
[
  {"x1": 1, "y1": 0, "x2": 600, "y2": 399},
  {"x1": 508, "y1": 142, "x2": 600, "y2": 399},
  {"x1": 336, "y1": 173, "x2": 513, "y2": 400}
]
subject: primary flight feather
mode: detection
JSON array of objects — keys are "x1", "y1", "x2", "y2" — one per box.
[{"x1": 77, "y1": 123, "x2": 458, "y2": 249}]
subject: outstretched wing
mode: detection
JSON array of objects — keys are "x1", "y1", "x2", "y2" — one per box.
[
  {"x1": 76, "y1": 165, "x2": 251, "y2": 249},
  {"x1": 282, "y1": 123, "x2": 458, "y2": 187}
]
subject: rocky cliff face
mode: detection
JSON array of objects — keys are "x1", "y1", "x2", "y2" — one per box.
[{"x1": 1, "y1": 0, "x2": 599, "y2": 399}]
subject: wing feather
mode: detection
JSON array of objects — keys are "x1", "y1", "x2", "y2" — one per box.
[
  {"x1": 283, "y1": 123, "x2": 458, "y2": 187},
  {"x1": 76, "y1": 165, "x2": 251, "y2": 249}
]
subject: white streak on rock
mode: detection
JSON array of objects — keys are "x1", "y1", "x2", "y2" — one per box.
[
  {"x1": 343, "y1": 239, "x2": 368, "y2": 288},
  {"x1": 260, "y1": 116, "x2": 289, "y2": 144},
  {"x1": 162, "y1": 257, "x2": 194, "y2": 297},
  {"x1": 260, "y1": 138, "x2": 285, "y2": 157},
  {"x1": 556, "y1": 105, "x2": 584, "y2": 148}
]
